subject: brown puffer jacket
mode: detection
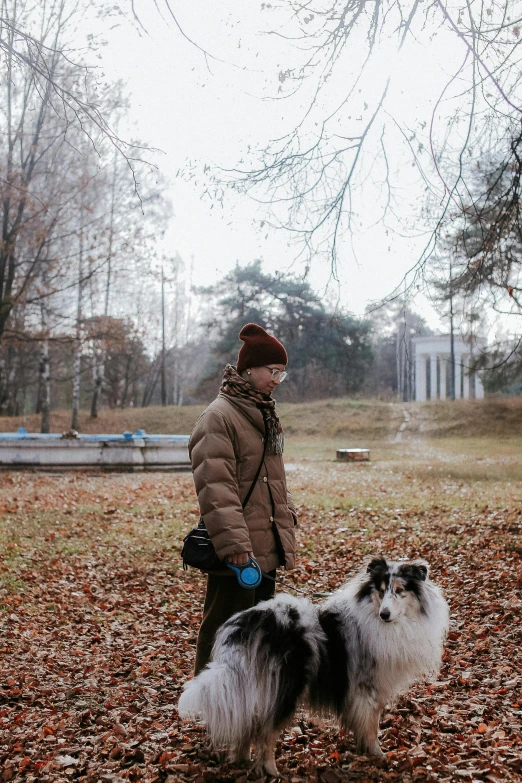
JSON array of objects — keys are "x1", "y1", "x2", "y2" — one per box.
[{"x1": 189, "y1": 392, "x2": 297, "y2": 573}]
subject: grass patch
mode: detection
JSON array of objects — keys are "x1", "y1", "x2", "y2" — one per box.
[
  {"x1": 2, "y1": 396, "x2": 520, "y2": 441},
  {"x1": 284, "y1": 437, "x2": 403, "y2": 461},
  {"x1": 288, "y1": 437, "x2": 522, "y2": 515},
  {"x1": 0, "y1": 573, "x2": 26, "y2": 594}
]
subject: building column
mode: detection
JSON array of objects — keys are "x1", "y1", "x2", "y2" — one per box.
[
  {"x1": 415, "y1": 354, "x2": 426, "y2": 402},
  {"x1": 462, "y1": 354, "x2": 470, "y2": 399},
  {"x1": 454, "y1": 353, "x2": 462, "y2": 398},
  {"x1": 475, "y1": 372, "x2": 485, "y2": 399},
  {"x1": 430, "y1": 354, "x2": 438, "y2": 400},
  {"x1": 439, "y1": 357, "x2": 447, "y2": 400}
]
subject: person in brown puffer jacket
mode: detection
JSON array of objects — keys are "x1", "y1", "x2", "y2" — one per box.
[{"x1": 189, "y1": 323, "x2": 297, "y2": 674}]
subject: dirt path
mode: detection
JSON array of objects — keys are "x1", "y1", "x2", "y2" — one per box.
[{"x1": 393, "y1": 408, "x2": 411, "y2": 441}]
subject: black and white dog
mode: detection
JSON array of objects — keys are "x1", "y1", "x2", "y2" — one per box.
[{"x1": 178, "y1": 558, "x2": 449, "y2": 777}]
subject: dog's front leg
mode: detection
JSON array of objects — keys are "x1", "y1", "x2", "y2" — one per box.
[
  {"x1": 355, "y1": 706, "x2": 383, "y2": 757},
  {"x1": 253, "y1": 729, "x2": 281, "y2": 778},
  {"x1": 348, "y1": 698, "x2": 384, "y2": 758}
]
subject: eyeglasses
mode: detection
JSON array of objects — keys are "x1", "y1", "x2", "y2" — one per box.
[{"x1": 261, "y1": 366, "x2": 287, "y2": 382}]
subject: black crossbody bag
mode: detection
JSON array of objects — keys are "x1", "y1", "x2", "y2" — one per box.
[{"x1": 181, "y1": 429, "x2": 268, "y2": 571}]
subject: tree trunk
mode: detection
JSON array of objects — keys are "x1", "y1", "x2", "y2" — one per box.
[
  {"x1": 39, "y1": 303, "x2": 51, "y2": 433},
  {"x1": 174, "y1": 357, "x2": 184, "y2": 406},
  {"x1": 142, "y1": 358, "x2": 161, "y2": 407},
  {"x1": 90, "y1": 146, "x2": 117, "y2": 419},
  {"x1": 71, "y1": 336, "x2": 81, "y2": 430},
  {"x1": 5, "y1": 348, "x2": 17, "y2": 416},
  {"x1": 35, "y1": 374, "x2": 42, "y2": 414},
  {"x1": 90, "y1": 351, "x2": 103, "y2": 418},
  {"x1": 71, "y1": 208, "x2": 84, "y2": 431},
  {"x1": 39, "y1": 340, "x2": 51, "y2": 433},
  {"x1": 0, "y1": 356, "x2": 5, "y2": 413},
  {"x1": 120, "y1": 355, "x2": 132, "y2": 409},
  {"x1": 161, "y1": 269, "x2": 167, "y2": 406}
]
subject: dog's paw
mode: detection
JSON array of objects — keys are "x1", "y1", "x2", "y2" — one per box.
[
  {"x1": 253, "y1": 761, "x2": 282, "y2": 779},
  {"x1": 356, "y1": 739, "x2": 384, "y2": 758}
]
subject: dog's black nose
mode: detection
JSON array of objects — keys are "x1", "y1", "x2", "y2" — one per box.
[{"x1": 380, "y1": 609, "x2": 391, "y2": 622}]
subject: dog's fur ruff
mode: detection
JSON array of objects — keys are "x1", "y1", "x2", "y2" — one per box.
[{"x1": 178, "y1": 557, "x2": 449, "y2": 776}]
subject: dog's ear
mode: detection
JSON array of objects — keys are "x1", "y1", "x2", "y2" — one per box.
[
  {"x1": 367, "y1": 556, "x2": 387, "y2": 574},
  {"x1": 399, "y1": 560, "x2": 429, "y2": 581}
]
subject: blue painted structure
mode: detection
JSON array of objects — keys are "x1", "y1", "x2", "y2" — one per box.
[{"x1": 0, "y1": 430, "x2": 191, "y2": 471}]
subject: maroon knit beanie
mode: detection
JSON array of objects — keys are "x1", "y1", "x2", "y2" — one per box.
[{"x1": 236, "y1": 323, "x2": 288, "y2": 374}]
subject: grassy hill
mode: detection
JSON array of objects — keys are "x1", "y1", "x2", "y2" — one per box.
[
  {"x1": 1, "y1": 396, "x2": 521, "y2": 439},
  {"x1": 406, "y1": 397, "x2": 522, "y2": 438}
]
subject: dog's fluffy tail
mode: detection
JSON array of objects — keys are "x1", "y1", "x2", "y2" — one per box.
[
  {"x1": 178, "y1": 596, "x2": 319, "y2": 747},
  {"x1": 178, "y1": 653, "x2": 277, "y2": 747}
]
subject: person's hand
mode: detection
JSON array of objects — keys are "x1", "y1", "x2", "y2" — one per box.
[{"x1": 227, "y1": 551, "x2": 253, "y2": 566}]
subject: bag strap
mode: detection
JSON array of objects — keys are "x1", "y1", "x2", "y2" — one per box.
[{"x1": 241, "y1": 416, "x2": 268, "y2": 510}]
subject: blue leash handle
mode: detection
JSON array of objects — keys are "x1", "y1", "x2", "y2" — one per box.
[{"x1": 225, "y1": 556, "x2": 263, "y2": 589}]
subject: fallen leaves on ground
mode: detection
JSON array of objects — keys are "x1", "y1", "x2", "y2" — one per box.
[{"x1": 1, "y1": 449, "x2": 521, "y2": 783}]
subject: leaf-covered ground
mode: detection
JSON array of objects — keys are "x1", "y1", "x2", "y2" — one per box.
[{"x1": 1, "y1": 439, "x2": 521, "y2": 783}]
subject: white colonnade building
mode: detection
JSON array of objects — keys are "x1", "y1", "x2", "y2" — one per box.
[{"x1": 412, "y1": 335, "x2": 484, "y2": 402}]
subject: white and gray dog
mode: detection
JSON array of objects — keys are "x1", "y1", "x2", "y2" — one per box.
[{"x1": 178, "y1": 557, "x2": 449, "y2": 777}]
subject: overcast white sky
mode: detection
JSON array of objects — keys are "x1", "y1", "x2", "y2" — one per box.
[{"x1": 93, "y1": 1, "x2": 476, "y2": 329}]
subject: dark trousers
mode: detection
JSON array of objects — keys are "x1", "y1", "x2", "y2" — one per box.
[{"x1": 194, "y1": 570, "x2": 276, "y2": 675}]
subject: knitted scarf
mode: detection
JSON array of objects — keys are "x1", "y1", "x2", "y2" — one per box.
[{"x1": 220, "y1": 364, "x2": 284, "y2": 455}]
